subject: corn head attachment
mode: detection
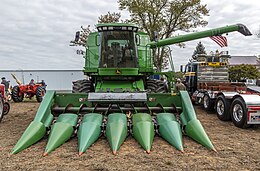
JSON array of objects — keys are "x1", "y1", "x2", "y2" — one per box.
[
  {"x1": 13, "y1": 23, "x2": 251, "y2": 155},
  {"x1": 12, "y1": 90, "x2": 215, "y2": 155}
]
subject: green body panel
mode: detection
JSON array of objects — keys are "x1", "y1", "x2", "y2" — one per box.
[
  {"x1": 95, "y1": 79, "x2": 144, "y2": 92},
  {"x1": 98, "y1": 68, "x2": 139, "y2": 75},
  {"x1": 34, "y1": 90, "x2": 55, "y2": 127},
  {"x1": 185, "y1": 119, "x2": 214, "y2": 150},
  {"x1": 179, "y1": 112, "x2": 188, "y2": 126},
  {"x1": 78, "y1": 114, "x2": 103, "y2": 154},
  {"x1": 53, "y1": 92, "x2": 182, "y2": 108},
  {"x1": 44, "y1": 114, "x2": 78, "y2": 154},
  {"x1": 179, "y1": 91, "x2": 197, "y2": 121},
  {"x1": 137, "y1": 32, "x2": 152, "y2": 69},
  {"x1": 12, "y1": 121, "x2": 46, "y2": 154},
  {"x1": 106, "y1": 113, "x2": 127, "y2": 153},
  {"x1": 156, "y1": 113, "x2": 183, "y2": 151},
  {"x1": 84, "y1": 32, "x2": 99, "y2": 69}
]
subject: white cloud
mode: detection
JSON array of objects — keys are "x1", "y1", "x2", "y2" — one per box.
[{"x1": 0, "y1": 0, "x2": 259, "y2": 71}]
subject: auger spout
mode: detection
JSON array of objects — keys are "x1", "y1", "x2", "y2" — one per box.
[{"x1": 148, "y1": 24, "x2": 252, "y2": 48}]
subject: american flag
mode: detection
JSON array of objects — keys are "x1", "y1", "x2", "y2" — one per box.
[{"x1": 209, "y1": 35, "x2": 228, "y2": 47}]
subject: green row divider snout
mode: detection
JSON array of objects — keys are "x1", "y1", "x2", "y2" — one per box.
[
  {"x1": 12, "y1": 121, "x2": 46, "y2": 154},
  {"x1": 44, "y1": 113, "x2": 78, "y2": 156},
  {"x1": 132, "y1": 113, "x2": 154, "y2": 153},
  {"x1": 156, "y1": 113, "x2": 184, "y2": 152},
  {"x1": 106, "y1": 113, "x2": 127, "y2": 155},
  {"x1": 78, "y1": 113, "x2": 103, "y2": 155},
  {"x1": 185, "y1": 119, "x2": 216, "y2": 152}
]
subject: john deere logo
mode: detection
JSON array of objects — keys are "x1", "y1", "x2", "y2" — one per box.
[{"x1": 116, "y1": 69, "x2": 121, "y2": 74}]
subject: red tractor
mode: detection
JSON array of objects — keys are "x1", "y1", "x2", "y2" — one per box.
[
  {"x1": 0, "y1": 84, "x2": 10, "y2": 122},
  {"x1": 11, "y1": 74, "x2": 46, "y2": 103}
]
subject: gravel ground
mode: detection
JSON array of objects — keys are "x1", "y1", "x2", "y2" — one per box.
[{"x1": 0, "y1": 102, "x2": 259, "y2": 171}]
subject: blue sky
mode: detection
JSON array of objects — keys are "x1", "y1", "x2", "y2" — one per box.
[{"x1": 0, "y1": 0, "x2": 259, "y2": 71}]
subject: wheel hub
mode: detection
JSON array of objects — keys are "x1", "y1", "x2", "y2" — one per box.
[
  {"x1": 203, "y1": 95, "x2": 209, "y2": 108},
  {"x1": 0, "y1": 99, "x2": 3, "y2": 119},
  {"x1": 233, "y1": 104, "x2": 243, "y2": 122},
  {"x1": 216, "y1": 100, "x2": 224, "y2": 116}
]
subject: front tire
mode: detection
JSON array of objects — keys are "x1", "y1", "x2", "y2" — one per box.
[
  {"x1": 230, "y1": 97, "x2": 249, "y2": 128},
  {"x1": 146, "y1": 79, "x2": 168, "y2": 93},
  {"x1": 36, "y1": 86, "x2": 46, "y2": 102},
  {"x1": 0, "y1": 96, "x2": 4, "y2": 122},
  {"x1": 72, "y1": 79, "x2": 94, "y2": 93},
  {"x1": 12, "y1": 86, "x2": 24, "y2": 102},
  {"x1": 215, "y1": 95, "x2": 231, "y2": 121},
  {"x1": 3, "y1": 102, "x2": 10, "y2": 115}
]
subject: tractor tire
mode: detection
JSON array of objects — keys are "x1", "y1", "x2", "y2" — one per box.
[
  {"x1": 36, "y1": 86, "x2": 46, "y2": 102},
  {"x1": 230, "y1": 97, "x2": 250, "y2": 128},
  {"x1": 12, "y1": 86, "x2": 24, "y2": 102},
  {"x1": 146, "y1": 80, "x2": 168, "y2": 93},
  {"x1": 3, "y1": 102, "x2": 10, "y2": 115},
  {"x1": 72, "y1": 79, "x2": 94, "y2": 93},
  {"x1": 215, "y1": 95, "x2": 231, "y2": 121},
  {"x1": 0, "y1": 96, "x2": 4, "y2": 122},
  {"x1": 202, "y1": 94, "x2": 214, "y2": 111}
]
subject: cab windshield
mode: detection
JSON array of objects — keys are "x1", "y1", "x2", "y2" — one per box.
[{"x1": 100, "y1": 31, "x2": 137, "y2": 68}]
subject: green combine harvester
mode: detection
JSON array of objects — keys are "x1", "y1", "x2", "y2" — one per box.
[{"x1": 12, "y1": 23, "x2": 251, "y2": 156}]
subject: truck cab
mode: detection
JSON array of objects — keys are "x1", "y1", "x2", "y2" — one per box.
[{"x1": 183, "y1": 52, "x2": 230, "y2": 94}]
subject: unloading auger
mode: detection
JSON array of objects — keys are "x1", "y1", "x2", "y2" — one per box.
[{"x1": 12, "y1": 23, "x2": 251, "y2": 156}]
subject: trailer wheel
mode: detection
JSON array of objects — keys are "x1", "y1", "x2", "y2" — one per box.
[
  {"x1": 12, "y1": 86, "x2": 24, "y2": 102},
  {"x1": 230, "y1": 97, "x2": 249, "y2": 128},
  {"x1": 215, "y1": 95, "x2": 231, "y2": 121},
  {"x1": 203, "y1": 94, "x2": 214, "y2": 111},
  {"x1": 0, "y1": 96, "x2": 4, "y2": 122},
  {"x1": 36, "y1": 86, "x2": 46, "y2": 102}
]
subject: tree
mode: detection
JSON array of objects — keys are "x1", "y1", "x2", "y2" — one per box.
[
  {"x1": 175, "y1": 71, "x2": 184, "y2": 79},
  {"x1": 118, "y1": 0, "x2": 209, "y2": 71},
  {"x1": 192, "y1": 41, "x2": 206, "y2": 59},
  {"x1": 228, "y1": 64, "x2": 259, "y2": 82},
  {"x1": 98, "y1": 12, "x2": 121, "y2": 23},
  {"x1": 70, "y1": 12, "x2": 122, "y2": 48}
]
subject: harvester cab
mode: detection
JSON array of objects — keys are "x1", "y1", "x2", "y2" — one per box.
[{"x1": 12, "y1": 23, "x2": 252, "y2": 155}]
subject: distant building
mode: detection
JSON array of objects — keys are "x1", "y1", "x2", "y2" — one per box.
[
  {"x1": 229, "y1": 56, "x2": 260, "y2": 70},
  {"x1": 0, "y1": 70, "x2": 85, "y2": 90}
]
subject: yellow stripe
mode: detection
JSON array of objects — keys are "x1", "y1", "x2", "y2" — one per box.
[
  {"x1": 185, "y1": 72, "x2": 196, "y2": 76},
  {"x1": 199, "y1": 62, "x2": 227, "y2": 66}
]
